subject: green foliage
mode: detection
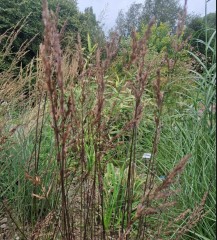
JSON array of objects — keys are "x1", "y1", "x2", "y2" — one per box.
[
  {"x1": 103, "y1": 163, "x2": 126, "y2": 230},
  {"x1": 112, "y1": 21, "x2": 191, "y2": 117},
  {"x1": 80, "y1": 7, "x2": 105, "y2": 47},
  {"x1": 189, "y1": 29, "x2": 216, "y2": 130},
  {"x1": 0, "y1": 0, "x2": 46, "y2": 66},
  {"x1": 156, "y1": 115, "x2": 216, "y2": 239},
  {"x1": 156, "y1": 27, "x2": 216, "y2": 240},
  {"x1": 0, "y1": 120, "x2": 57, "y2": 223},
  {"x1": 103, "y1": 163, "x2": 144, "y2": 231},
  {"x1": 0, "y1": 0, "x2": 104, "y2": 70},
  {"x1": 185, "y1": 12, "x2": 216, "y2": 55},
  {"x1": 140, "y1": 22, "x2": 172, "y2": 53}
]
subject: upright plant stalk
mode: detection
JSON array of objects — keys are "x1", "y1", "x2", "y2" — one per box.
[
  {"x1": 121, "y1": 124, "x2": 136, "y2": 239},
  {"x1": 32, "y1": 93, "x2": 47, "y2": 221},
  {"x1": 120, "y1": 18, "x2": 155, "y2": 239},
  {"x1": 40, "y1": 1, "x2": 72, "y2": 238},
  {"x1": 137, "y1": 69, "x2": 164, "y2": 239}
]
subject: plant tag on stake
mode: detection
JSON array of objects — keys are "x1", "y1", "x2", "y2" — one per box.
[{"x1": 142, "y1": 153, "x2": 152, "y2": 159}]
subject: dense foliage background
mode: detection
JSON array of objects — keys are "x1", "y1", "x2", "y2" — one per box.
[{"x1": 0, "y1": 0, "x2": 104, "y2": 69}]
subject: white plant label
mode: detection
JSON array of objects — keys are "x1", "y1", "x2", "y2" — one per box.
[{"x1": 142, "y1": 153, "x2": 152, "y2": 159}]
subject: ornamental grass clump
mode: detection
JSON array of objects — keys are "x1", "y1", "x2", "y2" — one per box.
[{"x1": 0, "y1": 0, "x2": 210, "y2": 239}]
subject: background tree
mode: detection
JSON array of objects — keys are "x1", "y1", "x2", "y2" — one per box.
[
  {"x1": 0, "y1": 0, "x2": 43, "y2": 67},
  {"x1": 115, "y1": 3, "x2": 143, "y2": 37},
  {"x1": 140, "y1": 0, "x2": 181, "y2": 27},
  {"x1": 115, "y1": 10, "x2": 127, "y2": 37},
  {"x1": 0, "y1": 0, "x2": 104, "y2": 69},
  {"x1": 114, "y1": 0, "x2": 182, "y2": 37},
  {"x1": 79, "y1": 7, "x2": 105, "y2": 48},
  {"x1": 125, "y1": 3, "x2": 143, "y2": 35}
]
